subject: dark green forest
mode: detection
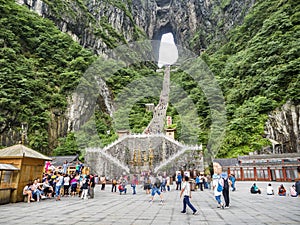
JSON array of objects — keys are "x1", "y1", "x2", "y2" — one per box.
[{"x1": 0, "y1": 0, "x2": 299, "y2": 159}]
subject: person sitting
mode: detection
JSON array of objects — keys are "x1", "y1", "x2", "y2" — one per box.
[
  {"x1": 250, "y1": 183, "x2": 261, "y2": 194},
  {"x1": 290, "y1": 185, "x2": 298, "y2": 197},
  {"x1": 278, "y1": 184, "x2": 286, "y2": 196},
  {"x1": 31, "y1": 179, "x2": 42, "y2": 201},
  {"x1": 23, "y1": 182, "x2": 35, "y2": 203},
  {"x1": 266, "y1": 183, "x2": 274, "y2": 195},
  {"x1": 42, "y1": 178, "x2": 53, "y2": 198},
  {"x1": 118, "y1": 184, "x2": 127, "y2": 195}
]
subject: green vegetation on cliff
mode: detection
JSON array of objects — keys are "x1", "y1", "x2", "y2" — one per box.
[
  {"x1": 0, "y1": 0, "x2": 95, "y2": 154},
  {"x1": 201, "y1": 0, "x2": 300, "y2": 157}
]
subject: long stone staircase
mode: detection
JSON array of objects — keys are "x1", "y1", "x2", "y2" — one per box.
[
  {"x1": 85, "y1": 65, "x2": 203, "y2": 176},
  {"x1": 143, "y1": 65, "x2": 170, "y2": 134}
]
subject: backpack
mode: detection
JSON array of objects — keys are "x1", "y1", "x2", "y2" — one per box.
[
  {"x1": 223, "y1": 178, "x2": 229, "y2": 190},
  {"x1": 217, "y1": 179, "x2": 223, "y2": 192}
]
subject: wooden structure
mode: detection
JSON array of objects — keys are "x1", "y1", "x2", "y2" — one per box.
[
  {"x1": 0, "y1": 163, "x2": 19, "y2": 204},
  {"x1": 214, "y1": 153, "x2": 300, "y2": 182},
  {"x1": 0, "y1": 144, "x2": 52, "y2": 203}
]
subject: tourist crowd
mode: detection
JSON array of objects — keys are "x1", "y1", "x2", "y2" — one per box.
[
  {"x1": 22, "y1": 161, "x2": 300, "y2": 219},
  {"x1": 23, "y1": 161, "x2": 98, "y2": 203}
]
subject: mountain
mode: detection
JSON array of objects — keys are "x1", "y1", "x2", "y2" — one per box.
[{"x1": 0, "y1": 0, "x2": 299, "y2": 157}]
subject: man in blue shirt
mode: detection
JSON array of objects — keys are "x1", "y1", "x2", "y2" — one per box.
[{"x1": 176, "y1": 173, "x2": 182, "y2": 190}]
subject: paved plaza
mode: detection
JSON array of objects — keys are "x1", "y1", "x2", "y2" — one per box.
[{"x1": 0, "y1": 181, "x2": 299, "y2": 225}]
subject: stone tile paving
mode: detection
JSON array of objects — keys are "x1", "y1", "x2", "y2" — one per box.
[{"x1": 0, "y1": 181, "x2": 299, "y2": 225}]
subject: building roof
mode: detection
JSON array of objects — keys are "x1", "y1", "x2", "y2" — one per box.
[
  {"x1": 0, "y1": 163, "x2": 19, "y2": 171},
  {"x1": 50, "y1": 155, "x2": 79, "y2": 167},
  {"x1": 0, "y1": 144, "x2": 52, "y2": 161},
  {"x1": 213, "y1": 158, "x2": 239, "y2": 167},
  {"x1": 238, "y1": 153, "x2": 300, "y2": 160}
]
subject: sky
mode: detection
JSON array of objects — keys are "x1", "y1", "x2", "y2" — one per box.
[{"x1": 157, "y1": 32, "x2": 178, "y2": 68}]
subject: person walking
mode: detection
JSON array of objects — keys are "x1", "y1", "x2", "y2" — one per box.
[
  {"x1": 81, "y1": 175, "x2": 90, "y2": 200},
  {"x1": 212, "y1": 174, "x2": 224, "y2": 209},
  {"x1": 131, "y1": 175, "x2": 138, "y2": 195},
  {"x1": 195, "y1": 175, "x2": 200, "y2": 191},
  {"x1": 206, "y1": 174, "x2": 211, "y2": 189},
  {"x1": 101, "y1": 175, "x2": 106, "y2": 190},
  {"x1": 144, "y1": 175, "x2": 151, "y2": 194},
  {"x1": 180, "y1": 176, "x2": 198, "y2": 215},
  {"x1": 229, "y1": 174, "x2": 236, "y2": 191},
  {"x1": 111, "y1": 177, "x2": 117, "y2": 192},
  {"x1": 166, "y1": 176, "x2": 171, "y2": 192},
  {"x1": 221, "y1": 173, "x2": 231, "y2": 208},
  {"x1": 160, "y1": 176, "x2": 167, "y2": 192},
  {"x1": 199, "y1": 174, "x2": 204, "y2": 191},
  {"x1": 55, "y1": 172, "x2": 64, "y2": 201},
  {"x1": 89, "y1": 174, "x2": 96, "y2": 198},
  {"x1": 176, "y1": 172, "x2": 182, "y2": 190}
]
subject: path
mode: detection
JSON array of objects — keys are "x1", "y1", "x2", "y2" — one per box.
[{"x1": 0, "y1": 181, "x2": 299, "y2": 225}]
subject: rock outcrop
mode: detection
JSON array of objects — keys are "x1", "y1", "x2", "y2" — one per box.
[{"x1": 265, "y1": 102, "x2": 300, "y2": 153}]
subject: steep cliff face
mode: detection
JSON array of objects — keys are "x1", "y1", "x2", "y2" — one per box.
[
  {"x1": 18, "y1": 0, "x2": 255, "y2": 55},
  {"x1": 128, "y1": 0, "x2": 256, "y2": 55},
  {"x1": 17, "y1": 0, "x2": 141, "y2": 54},
  {"x1": 13, "y1": 0, "x2": 256, "y2": 152},
  {"x1": 265, "y1": 102, "x2": 300, "y2": 153}
]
